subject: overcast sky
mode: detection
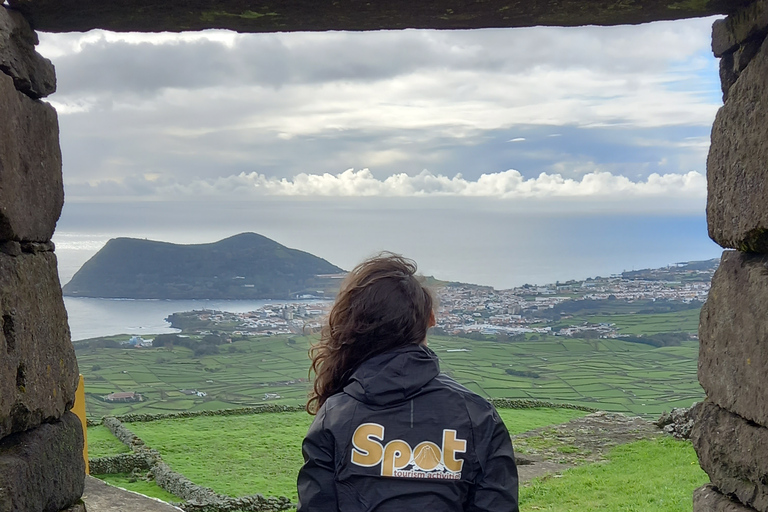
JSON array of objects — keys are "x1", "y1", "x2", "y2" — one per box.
[{"x1": 39, "y1": 18, "x2": 725, "y2": 287}]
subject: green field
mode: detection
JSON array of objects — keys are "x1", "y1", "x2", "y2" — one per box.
[
  {"x1": 91, "y1": 408, "x2": 588, "y2": 502},
  {"x1": 89, "y1": 408, "x2": 705, "y2": 510},
  {"x1": 76, "y1": 331, "x2": 702, "y2": 419},
  {"x1": 520, "y1": 436, "x2": 707, "y2": 511}
]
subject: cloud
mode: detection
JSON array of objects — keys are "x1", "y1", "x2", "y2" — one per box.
[{"x1": 65, "y1": 168, "x2": 706, "y2": 206}]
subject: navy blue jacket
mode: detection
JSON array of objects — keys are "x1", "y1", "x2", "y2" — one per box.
[{"x1": 297, "y1": 344, "x2": 519, "y2": 511}]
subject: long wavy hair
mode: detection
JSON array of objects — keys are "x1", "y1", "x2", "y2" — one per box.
[{"x1": 306, "y1": 253, "x2": 434, "y2": 414}]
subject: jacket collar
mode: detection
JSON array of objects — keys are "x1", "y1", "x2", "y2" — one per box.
[{"x1": 343, "y1": 344, "x2": 440, "y2": 407}]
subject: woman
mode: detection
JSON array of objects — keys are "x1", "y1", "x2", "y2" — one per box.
[{"x1": 297, "y1": 253, "x2": 518, "y2": 511}]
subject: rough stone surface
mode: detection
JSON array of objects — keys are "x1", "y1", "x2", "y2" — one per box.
[
  {"x1": 654, "y1": 403, "x2": 699, "y2": 440},
  {"x1": 708, "y1": 35, "x2": 768, "y2": 252},
  {"x1": 6, "y1": 0, "x2": 753, "y2": 34},
  {"x1": 0, "y1": 5, "x2": 55, "y2": 98},
  {"x1": 0, "y1": 251, "x2": 78, "y2": 439},
  {"x1": 60, "y1": 503, "x2": 87, "y2": 512},
  {"x1": 0, "y1": 70, "x2": 63, "y2": 242},
  {"x1": 694, "y1": 485, "x2": 757, "y2": 512},
  {"x1": 0, "y1": 412, "x2": 85, "y2": 512},
  {"x1": 714, "y1": 18, "x2": 740, "y2": 57},
  {"x1": 83, "y1": 476, "x2": 181, "y2": 512},
  {"x1": 692, "y1": 400, "x2": 768, "y2": 512},
  {"x1": 699, "y1": 250, "x2": 768, "y2": 427},
  {"x1": 712, "y1": 0, "x2": 768, "y2": 57}
]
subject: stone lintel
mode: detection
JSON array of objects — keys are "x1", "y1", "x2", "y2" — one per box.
[{"x1": 6, "y1": 0, "x2": 755, "y2": 34}]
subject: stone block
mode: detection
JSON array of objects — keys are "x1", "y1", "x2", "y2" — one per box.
[
  {"x1": 0, "y1": 412, "x2": 85, "y2": 512},
  {"x1": 707, "y1": 36, "x2": 768, "y2": 252},
  {"x1": 694, "y1": 484, "x2": 757, "y2": 512},
  {"x1": 692, "y1": 401, "x2": 768, "y2": 512},
  {"x1": 699, "y1": 250, "x2": 768, "y2": 427},
  {"x1": 712, "y1": 1, "x2": 768, "y2": 58},
  {"x1": 713, "y1": 18, "x2": 739, "y2": 58},
  {"x1": 0, "y1": 70, "x2": 63, "y2": 242},
  {"x1": 0, "y1": 5, "x2": 55, "y2": 98},
  {"x1": 0, "y1": 251, "x2": 78, "y2": 439}
]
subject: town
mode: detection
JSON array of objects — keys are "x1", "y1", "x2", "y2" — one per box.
[{"x1": 142, "y1": 259, "x2": 716, "y2": 342}]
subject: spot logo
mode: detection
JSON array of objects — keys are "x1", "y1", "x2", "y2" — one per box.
[{"x1": 350, "y1": 423, "x2": 466, "y2": 480}]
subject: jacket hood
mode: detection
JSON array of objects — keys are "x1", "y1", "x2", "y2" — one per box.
[{"x1": 343, "y1": 344, "x2": 441, "y2": 407}]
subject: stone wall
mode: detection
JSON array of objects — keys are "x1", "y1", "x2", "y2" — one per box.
[
  {"x1": 0, "y1": 4, "x2": 84, "y2": 511},
  {"x1": 694, "y1": 2, "x2": 768, "y2": 510}
]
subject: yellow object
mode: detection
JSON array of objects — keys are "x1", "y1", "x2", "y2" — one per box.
[{"x1": 73, "y1": 374, "x2": 89, "y2": 474}]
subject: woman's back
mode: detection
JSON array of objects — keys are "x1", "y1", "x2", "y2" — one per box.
[{"x1": 297, "y1": 254, "x2": 519, "y2": 511}]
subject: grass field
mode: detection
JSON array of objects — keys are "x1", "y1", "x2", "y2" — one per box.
[
  {"x1": 76, "y1": 332, "x2": 702, "y2": 420},
  {"x1": 90, "y1": 408, "x2": 587, "y2": 502},
  {"x1": 89, "y1": 409, "x2": 705, "y2": 510},
  {"x1": 520, "y1": 436, "x2": 707, "y2": 511}
]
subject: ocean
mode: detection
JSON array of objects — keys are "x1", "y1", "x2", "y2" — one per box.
[{"x1": 54, "y1": 203, "x2": 723, "y2": 340}]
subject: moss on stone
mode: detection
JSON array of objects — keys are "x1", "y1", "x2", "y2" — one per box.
[
  {"x1": 667, "y1": 0, "x2": 710, "y2": 11},
  {"x1": 200, "y1": 10, "x2": 278, "y2": 23}
]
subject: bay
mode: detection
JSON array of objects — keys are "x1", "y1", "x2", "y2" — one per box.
[{"x1": 63, "y1": 296, "x2": 324, "y2": 341}]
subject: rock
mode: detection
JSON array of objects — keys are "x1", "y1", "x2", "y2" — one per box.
[
  {"x1": 0, "y1": 5, "x2": 55, "y2": 98},
  {"x1": 694, "y1": 484, "x2": 757, "y2": 512},
  {"x1": 0, "y1": 412, "x2": 85, "y2": 512},
  {"x1": 0, "y1": 240, "x2": 22, "y2": 256},
  {"x1": 707, "y1": 36, "x2": 768, "y2": 252},
  {"x1": 713, "y1": 18, "x2": 740, "y2": 58},
  {"x1": 715, "y1": 0, "x2": 768, "y2": 54},
  {"x1": 60, "y1": 502, "x2": 87, "y2": 512},
  {"x1": 654, "y1": 404, "x2": 699, "y2": 440},
  {"x1": 0, "y1": 71, "x2": 63, "y2": 243},
  {"x1": 699, "y1": 251, "x2": 768, "y2": 428},
  {"x1": 5, "y1": 0, "x2": 753, "y2": 34},
  {"x1": 0, "y1": 251, "x2": 78, "y2": 439},
  {"x1": 692, "y1": 400, "x2": 768, "y2": 512}
]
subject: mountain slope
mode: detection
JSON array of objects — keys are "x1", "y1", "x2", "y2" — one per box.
[{"x1": 62, "y1": 233, "x2": 344, "y2": 299}]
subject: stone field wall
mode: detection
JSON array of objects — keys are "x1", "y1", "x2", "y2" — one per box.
[
  {"x1": 0, "y1": 3, "x2": 85, "y2": 512},
  {"x1": 694, "y1": 1, "x2": 768, "y2": 510}
]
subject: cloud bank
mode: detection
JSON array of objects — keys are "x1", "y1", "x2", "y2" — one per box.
[{"x1": 67, "y1": 168, "x2": 705, "y2": 206}]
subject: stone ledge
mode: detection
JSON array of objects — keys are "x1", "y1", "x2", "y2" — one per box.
[
  {"x1": 83, "y1": 476, "x2": 182, "y2": 512},
  {"x1": 6, "y1": 0, "x2": 754, "y2": 34}
]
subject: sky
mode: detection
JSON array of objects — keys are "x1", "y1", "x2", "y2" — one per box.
[{"x1": 37, "y1": 18, "x2": 726, "y2": 288}]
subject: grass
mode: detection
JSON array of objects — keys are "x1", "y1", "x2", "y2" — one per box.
[
  {"x1": 96, "y1": 473, "x2": 181, "y2": 503},
  {"x1": 87, "y1": 425, "x2": 130, "y2": 457},
  {"x1": 115, "y1": 407, "x2": 589, "y2": 501},
  {"x1": 76, "y1": 333, "x2": 703, "y2": 419},
  {"x1": 496, "y1": 408, "x2": 588, "y2": 435},
  {"x1": 520, "y1": 436, "x2": 707, "y2": 511}
]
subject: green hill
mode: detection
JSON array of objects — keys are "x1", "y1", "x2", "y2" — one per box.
[{"x1": 62, "y1": 233, "x2": 344, "y2": 299}]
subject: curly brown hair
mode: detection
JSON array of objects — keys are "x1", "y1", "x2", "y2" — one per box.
[{"x1": 306, "y1": 253, "x2": 434, "y2": 414}]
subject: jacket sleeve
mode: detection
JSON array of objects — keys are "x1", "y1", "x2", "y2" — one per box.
[
  {"x1": 297, "y1": 404, "x2": 338, "y2": 512},
  {"x1": 467, "y1": 406, "x2": 519, "y2": 512}
]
